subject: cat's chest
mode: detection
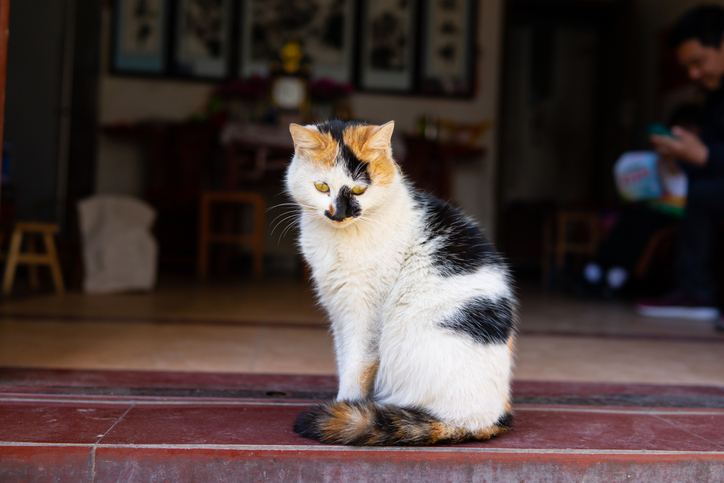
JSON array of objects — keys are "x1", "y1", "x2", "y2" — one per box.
[
  {"x1": 302, "y1": 226, "x2": 403, "y2": 296},
  {"x1": 304, "y1": 232, "x2": 392, "y2": 272}
]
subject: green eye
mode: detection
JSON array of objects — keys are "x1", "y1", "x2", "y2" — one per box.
[
  {"x1": 352, "y1": 186, "x2": 367, "y2": 195},
  {"x1": 315, "y1": 182, "x2": 330, "y2": 193}
]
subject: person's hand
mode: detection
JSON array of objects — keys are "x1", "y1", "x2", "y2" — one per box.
[{"x1": 649, "y1": 126, "x2": 708, "y2": 166}]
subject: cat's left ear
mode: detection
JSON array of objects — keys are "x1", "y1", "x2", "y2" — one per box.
[{"x1": 365, "y1": 121, "x2": 395, "y2": 152}]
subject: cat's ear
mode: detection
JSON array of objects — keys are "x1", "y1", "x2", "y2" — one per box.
[
  {"x1": 365, "y1": 121, "x2": 395, "y2": 152},
  {"x1": 290, "y1": 124, "x2": 327, "y2": 152}
]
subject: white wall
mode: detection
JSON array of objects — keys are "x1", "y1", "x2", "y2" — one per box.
[
  {"x1": 94, "y1": 0, "x2": 506, "y2": 238},
  {"x1": 95, "y1": 7, "x2": 213, "y2": 198}
]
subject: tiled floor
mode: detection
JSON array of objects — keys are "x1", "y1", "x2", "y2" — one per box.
[
  {"x1": 2, "y1": 276, "x2": 724, "y2": 481},
  {"x1": 1, "y1": 277, "x2": 722, "y2": 384}
]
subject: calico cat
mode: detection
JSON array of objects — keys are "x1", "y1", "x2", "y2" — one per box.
[{"x1": 286, "y1": 120, "x2": 516, "y2": 446}]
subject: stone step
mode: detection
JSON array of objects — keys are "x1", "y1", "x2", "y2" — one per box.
[{"x1": 1, "y1": 368, "x2": 723, "y2": 482}]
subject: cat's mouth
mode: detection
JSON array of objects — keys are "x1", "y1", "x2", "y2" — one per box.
[
  {"x1": 323, "y1": 199, "x2": 359, "y2": 226},
  {"x1": 324, "y1": 210, "x2": 356, "y2": 226}
]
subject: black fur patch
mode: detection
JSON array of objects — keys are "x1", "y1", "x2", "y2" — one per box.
[
  {"x1": 317, "y1": 120, "x2": 371, "y2": 182},
  {"x1": 326, "y1": 185, "x2": 362, "y2": 221},
  {"x1": 340, "y1": 144, "x2": 370, "y2": 182},
  {"x1": 441, "y1": 296, "x2": 515, "y2": 344},
  {"x1": 293, "y1": 403, "x2": 329, "y2": 442},
  {"x1": 495, "y1": 412, "x2": 514, "y2": 429},
  {"x1": 317, "y1": 119, "x2": 358, "y2": 144},
  {"x1": 414, "y1": 191, "x2": 501, "y2": 276}
]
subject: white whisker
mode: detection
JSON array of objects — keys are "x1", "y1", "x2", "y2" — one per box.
[
  {"x1": 268, "y1": 202, "x2": 316, "y2": 212},
  {"x1": 270, "y1": 213, "x2": 301, "y2": 237},
  {"x1": 269, "y1": 208, "x2": 300, "y2": 225},
  {"x1": 279, "y1": 219, "x2": 301, "y2": 242}
]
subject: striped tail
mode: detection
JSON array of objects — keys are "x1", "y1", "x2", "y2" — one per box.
[{"x1": 293, "y1": 400, "x2": 513, "y2": 446}]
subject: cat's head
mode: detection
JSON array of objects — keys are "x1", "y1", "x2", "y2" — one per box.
[{"x1": 286, "y1": 120, "x2": 399, "y2": 228}]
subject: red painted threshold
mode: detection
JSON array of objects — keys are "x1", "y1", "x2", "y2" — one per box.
[{"x1": 1, "y1": 368, "x2": 723, "y2": 482}]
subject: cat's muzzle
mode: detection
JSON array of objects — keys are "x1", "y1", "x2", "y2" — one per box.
[{"x1": 325, "y1": 195, "x2": 359, "y2": 223}]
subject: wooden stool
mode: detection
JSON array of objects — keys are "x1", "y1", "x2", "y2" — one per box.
[
  {"x1": 2, "y1": 222, "x2": 65, "y2": 295},
  {"x1": 198, "y1": 191, "x2": 266, "y2": 279}
]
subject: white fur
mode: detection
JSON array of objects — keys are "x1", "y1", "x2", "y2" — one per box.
[{"x1": 286, "y1": 132, "x2": 514, "y2": 432}]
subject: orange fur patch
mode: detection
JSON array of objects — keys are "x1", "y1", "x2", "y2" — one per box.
[
  {"x1": 505, "y1": 334, "x2": 515, "y2": 416},
  {"x1": 321, "y1": 403, "x2": 355, "y2": 437},
  {"x1": 319, "y1": 402, "x2": 377, "y2": 444},
  {"x1": 290, "y1": 125, "x2": 337, "y2": 167},
  {"x1": 342, "y1": 125, "x2": 398, "y2": 185},
  {"x1": 428, "y1": 421, "x2": 465, "y2": 444},
  {"x1": 359, "y1": 361, "x2": 379, "y2": 398}
]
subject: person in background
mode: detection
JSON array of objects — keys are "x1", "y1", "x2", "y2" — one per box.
[
  {"x1": 581, "y1": 105, "x2": 700, "y2": 298},
  {"x1": 636, "y1": 5, "x2": 724, "y2": 326}
]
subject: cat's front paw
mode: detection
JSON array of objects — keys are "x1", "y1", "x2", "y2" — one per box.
[
  {"x1": 337, "y1": 362, "x2": 379, "y2": 401},
  {"x1": 335, "y1": 389, "x2": 366, "y2": 403}
]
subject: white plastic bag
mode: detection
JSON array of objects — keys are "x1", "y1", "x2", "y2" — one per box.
[
  {"x1": 78, "y1": 195, "x2": 157, "y2": 293},
  {"x1": 613, "y1": 151, "x2": 663, "y2": 201}
]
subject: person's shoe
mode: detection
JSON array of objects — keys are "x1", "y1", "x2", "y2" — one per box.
[{"x1": 635, "y1": 290, "x2": 720, "y2": 320}]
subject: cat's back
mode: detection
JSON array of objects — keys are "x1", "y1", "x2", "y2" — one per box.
[{"x1": 410, "y1": 190, "x2": 506, "y2": 277}]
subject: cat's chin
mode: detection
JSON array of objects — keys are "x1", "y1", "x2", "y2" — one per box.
[{"x1": 323, "y1": 216, "x2": 358, "y2": 228}]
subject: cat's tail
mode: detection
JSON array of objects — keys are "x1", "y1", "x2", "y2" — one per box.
[{"x1": 293, "y1": 400, "x2": 513, "y2": 446}]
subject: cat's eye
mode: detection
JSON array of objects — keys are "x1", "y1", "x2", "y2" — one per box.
[
  {"x1": 352, "y1": 186, "x2": 367, "y2": 195},
  {"x1": 315, "y1": 182, "x2": 330, "y2": 193}
]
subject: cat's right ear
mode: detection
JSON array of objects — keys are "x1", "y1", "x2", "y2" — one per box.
[{"x1": 290, "y1": 124, "x2": 326, "y2": 152}]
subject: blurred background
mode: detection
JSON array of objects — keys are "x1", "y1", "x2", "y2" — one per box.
[
  {"x1": 2, "y1": 0, "x2": 707, "y2": 287},
  {"x1": 1, "y1": 0, "x2": 723, "y2": 377}
]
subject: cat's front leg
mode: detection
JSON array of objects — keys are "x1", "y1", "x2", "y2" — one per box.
[{"x1": 331, "y1": 316, "x2": 380, "y2": 401}]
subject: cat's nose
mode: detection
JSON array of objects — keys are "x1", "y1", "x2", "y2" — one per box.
[{"x1": 325, "y1": 198, "x2": 350, "y2": 222}]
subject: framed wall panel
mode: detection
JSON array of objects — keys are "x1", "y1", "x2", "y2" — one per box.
[
  {"x1": 111, "y1": 0, "x2": 170, "y2": 76},
  {"x1": 419, "y1": 0, "x2": 476, "y2": 97},
  {"x1": 358, "y1": 0, "x2": 417, "y2": 92},
  {"x1": 171, "y1": 0, "x2": 234, "y2": 80},
  {"x1": 239, "y1": 0, "x2": 357, "y2": 82}
]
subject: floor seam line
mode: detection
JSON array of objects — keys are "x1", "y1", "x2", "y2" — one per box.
[
  {"x1": 650, "y1": 413, "x2": 724, "y2": 450},
  {"x1": 3, "y1": 396, "x2": 724, "y2": 413},
  {"x1": 91, "y1": 402, "x2": 136, "y2": 480}
]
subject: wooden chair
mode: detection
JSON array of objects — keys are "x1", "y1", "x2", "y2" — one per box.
[
  {"x1": 633, "y1": 225, "x2": 678, "y2": 280},
  {"x1": 542, "y1": 210, "x2": 602, "y2": 286},
  {"x1": 197, "y1": 191, "x2": 266, "y2": 279},
  {"x1": 1, "y1": 221, "x2": 64, "y2": 295}
]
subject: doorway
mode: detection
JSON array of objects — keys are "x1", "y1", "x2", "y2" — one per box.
[{"x1": 496, "y1": 0, "x2": 636, "y2": 271}]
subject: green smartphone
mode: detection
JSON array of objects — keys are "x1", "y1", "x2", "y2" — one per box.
[{"x1": 647, "y1": 122, "x2": 675, "y2": 138}]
